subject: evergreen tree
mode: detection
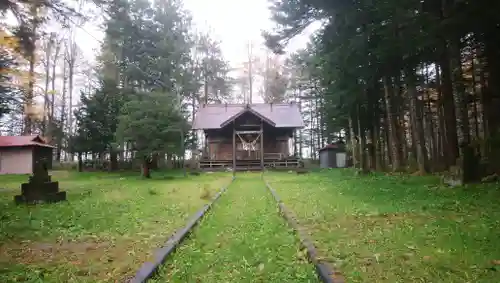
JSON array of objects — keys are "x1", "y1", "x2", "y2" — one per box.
[
  {"x1": 0, "y1": 49, "x2": 19, "y2": 119},
  {"x1": 266, "y1": 0, "x2": 500, "y2": 178},
  {"x1": 115, "y1": 91, "x2": 188, "y2": 178}
]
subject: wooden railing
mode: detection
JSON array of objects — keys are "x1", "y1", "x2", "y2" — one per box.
[
  {"x1": 263, "y1": 153, "x2": 284, "y2": 160},
  {"x1": 198, "y1": 158, "x2": 300, "y2": 170},
  {"x1": 264, "y1": 159, "x2": 299, "y2": 168}
]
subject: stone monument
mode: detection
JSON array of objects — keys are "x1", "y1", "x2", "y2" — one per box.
[{"x1": 14, "y1": 158, "x2": 66, "y2": 204}]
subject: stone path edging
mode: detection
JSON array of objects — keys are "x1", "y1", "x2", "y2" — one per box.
[
  {"x1": 263, "y1": 177, "x2": 343, "y2": 283},
  {"x1": 129, "y1": 176, "x2": 235, "y2": 283}
]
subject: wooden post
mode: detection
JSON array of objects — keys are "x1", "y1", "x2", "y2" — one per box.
[
  {"x1": 204, "y1": 133, "x2": 208, "y2": 158},
  {"x1": 180, "y1": 128, "x2": 186, "y2": 177},
  {"x1": 232, "y1": 121, "x2": 236, "y2": 173},
  {"x1": 260, "y1": 120, "x2": 264, "y2": 169},
  {"x1": 298, "y1": 100, "x2": 303, "y2": 158}
]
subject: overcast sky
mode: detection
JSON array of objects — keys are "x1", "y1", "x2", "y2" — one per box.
[
  {"x1": 183, "y1": 0, "x2": 317, "y2": 66},
  {"x1": 71, "y1": 0, "x2": 320, "y2": 105},
  {"x1": 2, "y1": 0, "x2": 318, "y2": 110},
  {"x1": 77, "y1": 0, "x2": 318, "y2": 71}
]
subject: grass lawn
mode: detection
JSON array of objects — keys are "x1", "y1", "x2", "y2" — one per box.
[
  {"x1": 266, "y1": 169, "x2": 500, "y2": 283},
  {"x1": 0, "y1": 170, "x2": 231, "y2": 283},
  {"x1": 152, "y1": 173, "x2": 319, "y2": 283}
]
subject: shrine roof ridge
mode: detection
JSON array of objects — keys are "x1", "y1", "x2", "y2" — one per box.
[{"x1": 192, "y1": 102, "x2": 304, "y2": 130}]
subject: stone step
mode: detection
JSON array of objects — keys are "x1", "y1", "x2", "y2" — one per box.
[
  {"x1": 14, "y1": 191, "x2": 66, "y2": 205},
  {"x1": 21, "y1": 181, "x2": 60, "y2": 195},
  {"x1": 29, "y1": 175, "x2": 52, "y2": 183}
]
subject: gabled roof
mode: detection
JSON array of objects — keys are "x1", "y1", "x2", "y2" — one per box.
[
  {"x1": 219, "y1": 105, "x2": 276, "y2": 128},
  {"x1": 318, "y1": 141, "x2": 346, "y2": 152},
  {"x1": 0, "y1": 135, "x2": 55, "y2": 148},
  {"x1": 192, "y1": 103, "x2": 304, "y2": 130}
]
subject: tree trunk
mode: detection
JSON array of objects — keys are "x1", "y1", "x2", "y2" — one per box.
[
  {"x1": 408, "y1": 111, "x2": 418, "y2": 169},
  {"x1": 379, "y1": 123, "x2": 388, "y2": 170},
  {"x1": 383, "y1": 76, "x2": 403, "y2": 171},
  {"x1": 450, "y1": 40, "x2": 471, "y2": 146},
  {"x1": 393, "y1": 75, "x2": 408, "y2": 166},
  {"x1": 357, "y1": 104, "x2": 369, "y2": 173},
  {"x1": 479, "y1": 61, "x2": 491, "y2": 141},
  {"x1": 24, "y1": 49, "x2": 36, "y2": 135},
  {"x1": 142, "y1": 157, "x2": 151, "y2": 178},
  {"x1": 435, "y1": 65, "x2": 446, "y2": 169},
  {"x1": 77, "y1": 153, "x2": 83, "y2": 172},
  {"x1": 436, "y1": 0, "x2": 459, "y2": 168},
  {"x1": 470, "y1": 49, "x2": 481, "y2": 139},
  {"x1": 367, "y1": 88, "x2": 379, "y2": 170},
  {"x1": 348, "y1": 111, "x2": 358, "y2": 167},
  {"x1": 378, "y1": 127, "x2": 385, "y2": 169},
  {"x1": 483, "y1": 31, "x2": 500, "y2": 139},
  {"x1": 43, "y1": 40, "x2": 52, "y2": 135},
  {"x1": 109, "y1": 150, "x2": 118, "y2": 171},
  {"x1": 56, "y1": 56, "x2": 68, "y2": 162},
  {"x1": 247, "y1": 42, "x2": 253, "y2": 103},
  {"x1": 298, "y1": 100, "x2": 303, "y2": 157},
  {"x1": 384, "y1": 112, "x2": 392, "y2": 166},
  {"x1": 424, "y1": 64, "x2": 438, "y2": 167},
  {"x1": 481, "y1": 31, "x2": 500, "y2": 174},
  {"x1": 204, "y1": 73, "x2": 209, "y2": 104},
  {"x1": 439, "y1": 49, "x2": 459, "y2": 166},
  {"x1": 119, "y1": 144, "x2": 125, "y2": 163},
  {"x1": 23, "y1": 4, "x2": 40, "y2": 135},
  {"x1": 67, "y1": 42, "x2": 76, "y2": 162},
  {"x1": 406, "y1": 70, "x2": 429, "y2": 173},
  {"x1": 49, "y1": 40, "x2": 60, "y2": 126},
  {"x1": 315, "y1": 97, "x2": 322, "y2": 153}
]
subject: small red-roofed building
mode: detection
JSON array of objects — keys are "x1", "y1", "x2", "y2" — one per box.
[{"x1": 0, "y1": 135, "x2": 55, "y2": 174}]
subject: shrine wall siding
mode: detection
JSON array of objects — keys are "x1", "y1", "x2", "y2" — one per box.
[{"x1": 0, "y1": 147, "x2": 33, "y2": 175}]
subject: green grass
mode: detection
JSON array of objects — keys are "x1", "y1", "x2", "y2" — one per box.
[
  {"x1": 266, "y1": 169, "x2": 500, "y2": 282},
  {"x1": 152, "y1": 173, "x2": 319, "y2": 283},
  {"x1": 0, "y1": 170, "x2": 231, "y2": 282}
]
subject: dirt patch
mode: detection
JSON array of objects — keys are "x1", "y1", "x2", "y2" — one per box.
[
  {"x1": 351, "y1": 212, "x2": 432, "y2": 222},
  {"x1": 50, "y1": 170, "x2": 72, "y2": 179},
  {"x1": 301, "y1": 212, "x2": 439, "y2": 242},
  {"x1": 306, "y1": 212, "x2": 432, "y2": 228},
  {"x1": 103, "y1": 189, "x2": 129, "y2": 202},
  {"x1": 0, "y1": 239, "x2": 106, "y2": 265},
  {"x1": 0, "y1": 237, "x2": 151, "y2": 281}
]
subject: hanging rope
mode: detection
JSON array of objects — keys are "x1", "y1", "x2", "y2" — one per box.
[{"x1": 236, "y1": 132, "x2": 261, "y2": 151}]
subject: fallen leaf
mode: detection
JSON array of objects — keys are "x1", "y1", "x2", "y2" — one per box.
[
  {"x1": 401, "y1": 253, "x2": 413, "y2": 261},
  {"x1": 406, "y1": 245, "x2": 417, "y2": 250},
  {"x1": 258, "y1": 263, "x2": 265, "y2": 271}
]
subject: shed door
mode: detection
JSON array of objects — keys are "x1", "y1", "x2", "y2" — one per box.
[
  {"x1": 336, "y1": 152, "x2": 346, "y2": 168},
  {"x1": 319, "y1": 151, "x2": 329, "y2": 168}
]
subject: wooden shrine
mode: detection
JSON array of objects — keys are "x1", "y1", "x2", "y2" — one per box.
[{"x1": 192, "y1": 103, "x2": 304, "y2": 171}]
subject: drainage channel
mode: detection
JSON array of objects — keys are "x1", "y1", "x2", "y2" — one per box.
[{"x1": 131, "y1": 173, "x2": 337, "y2": 283}]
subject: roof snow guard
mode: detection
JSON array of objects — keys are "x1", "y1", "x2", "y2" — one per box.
[{"x1": 192, "y1": 103, "x2": 304, "y2": 130}]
